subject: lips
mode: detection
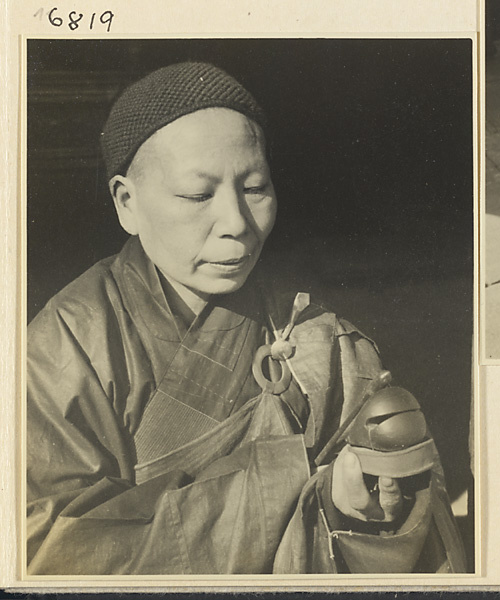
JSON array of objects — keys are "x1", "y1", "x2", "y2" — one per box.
[
  {"x1": 203, "y1": 254, "x2": 252, "y2": 272},
  {"x1": 210, "y1": 256, "x2": 248, "y2": 266}
]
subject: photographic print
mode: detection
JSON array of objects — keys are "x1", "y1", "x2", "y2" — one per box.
[
  {"x1": 24, "y1": 37, "x2": 474, "y2": 578},
  {"x1": 484, "y1": 0, "x2": 500, "y2": 361}
]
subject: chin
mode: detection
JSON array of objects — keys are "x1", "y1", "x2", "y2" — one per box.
[{"x1": 203, "y1": 274, "x2": 249, "y2": 296}]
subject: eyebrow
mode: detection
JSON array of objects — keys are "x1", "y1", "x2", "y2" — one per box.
[{"x1": 186, "y1": 170, "x2": 220, "y2": 181}]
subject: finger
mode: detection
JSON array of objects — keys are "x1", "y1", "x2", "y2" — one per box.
[
  {"x1": 343, "y1": 450, "x2": 372, "y2": 512},
  {"x1": 378, "y1": 476, "x2": 403, "y2": 521}
]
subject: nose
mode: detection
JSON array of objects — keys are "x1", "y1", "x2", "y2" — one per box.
[{"x1": 212, "y1": 188, "x2": 249, "y2": 239}]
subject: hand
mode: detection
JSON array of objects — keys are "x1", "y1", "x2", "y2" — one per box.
[{"x1": 331, "y1": 446, "x2": 403, "y2": 522}]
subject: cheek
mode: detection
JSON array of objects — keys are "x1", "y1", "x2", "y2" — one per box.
[
  {"x1": 150, "y1": 214, "x2": 209, "y2": 262},
  {"x1": 254, "y1": 198, "x2": 277, "y2": 238},
  {"x1": 138, "y1": 202, "x2": 182, "y2": 240},
  {"x1": 134, "y1": 207, "x2": 176, "y2": 254}
]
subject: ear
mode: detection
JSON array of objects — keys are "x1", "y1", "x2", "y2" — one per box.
[{"x1": 109, "y1": 175, "x2": 140, "y2": 235}]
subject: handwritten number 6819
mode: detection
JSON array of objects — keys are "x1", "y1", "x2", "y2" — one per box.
[{"x1": 34, "y1": 8, "x2": 115, "y2": 32}]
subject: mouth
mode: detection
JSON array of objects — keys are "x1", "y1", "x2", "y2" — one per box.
[
  {"x1": 212, "y1": 256, "x2": 248, "y2": 265},
  {"x1": 204, "y1": 255, "x2": 252, "y2": 272}
]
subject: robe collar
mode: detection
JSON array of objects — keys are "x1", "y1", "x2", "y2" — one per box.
[{"x1": 112, "y1": 236, "x2": 269, "y2": 342}]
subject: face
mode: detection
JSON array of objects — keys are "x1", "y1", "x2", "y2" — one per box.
[{"x1": 112, "y1": 108, "x2": 277, "y2": 301}]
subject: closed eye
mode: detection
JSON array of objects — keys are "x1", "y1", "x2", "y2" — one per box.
[
  {"x1": 244, "y1": 184, "x2": 267, "y2": 195},
  {"x1": 176, "y1": 194, "x2": 212, "y2": 202}
]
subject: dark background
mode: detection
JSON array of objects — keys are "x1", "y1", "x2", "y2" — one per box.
[{"x1": 27, "y1": 38, "x2": 473, "y2": 561}]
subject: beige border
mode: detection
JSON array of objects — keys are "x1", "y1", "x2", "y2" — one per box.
[{"x1": 3, "y1": 0, "x2": 491, "y2": 591}]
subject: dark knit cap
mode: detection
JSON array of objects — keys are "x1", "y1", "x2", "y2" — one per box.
[{"x1": 101, "y1": 62, "x2": 267, "y2": 180}]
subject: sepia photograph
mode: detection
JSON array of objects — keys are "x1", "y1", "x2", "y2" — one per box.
[
  {"x1": 24, "y1": 37, "x2": 474, "y2": 578},
  {"x1": 484, "y1": 0, "x2": 500, "y2": 361}
]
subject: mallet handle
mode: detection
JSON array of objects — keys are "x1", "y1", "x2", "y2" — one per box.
[{"x1": 315, "y1": 370, "x2": 392, "y2": 464}]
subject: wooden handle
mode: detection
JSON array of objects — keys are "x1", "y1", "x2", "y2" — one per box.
[{"x1": 315, "y1": 370, "x2": 392, "y2": 464}]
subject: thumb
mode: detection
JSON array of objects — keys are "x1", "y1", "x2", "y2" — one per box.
[{"x1": 343, "y1": 449, "x2": 371, "y2": 511}]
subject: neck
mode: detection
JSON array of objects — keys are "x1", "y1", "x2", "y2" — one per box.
[{"x1": 159, "y1": 271, "x2": 209, "y2": 325}]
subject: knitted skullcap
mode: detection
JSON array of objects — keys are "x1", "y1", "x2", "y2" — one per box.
[{"x1": 101, "y1": 62, "x2": 267, "y2": 180}]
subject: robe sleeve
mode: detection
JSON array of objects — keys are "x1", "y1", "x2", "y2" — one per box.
[
  {"x1": 27, "y1": 300, "x2": 138, "y2": 566},
  {"x1": 273, "y1": 456, "x2": 466, "y2": 573},
  {"x1": 273, "y1": 316, "x2": 467, "y2": 574}
]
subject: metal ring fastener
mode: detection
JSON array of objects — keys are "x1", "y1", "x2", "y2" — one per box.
[
  {"x1": 252, "y1": 344, "x2": 292, "y2": 394},
  {"x1": 270, "y1": 338, "x2": 294, "y2": 360}
]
